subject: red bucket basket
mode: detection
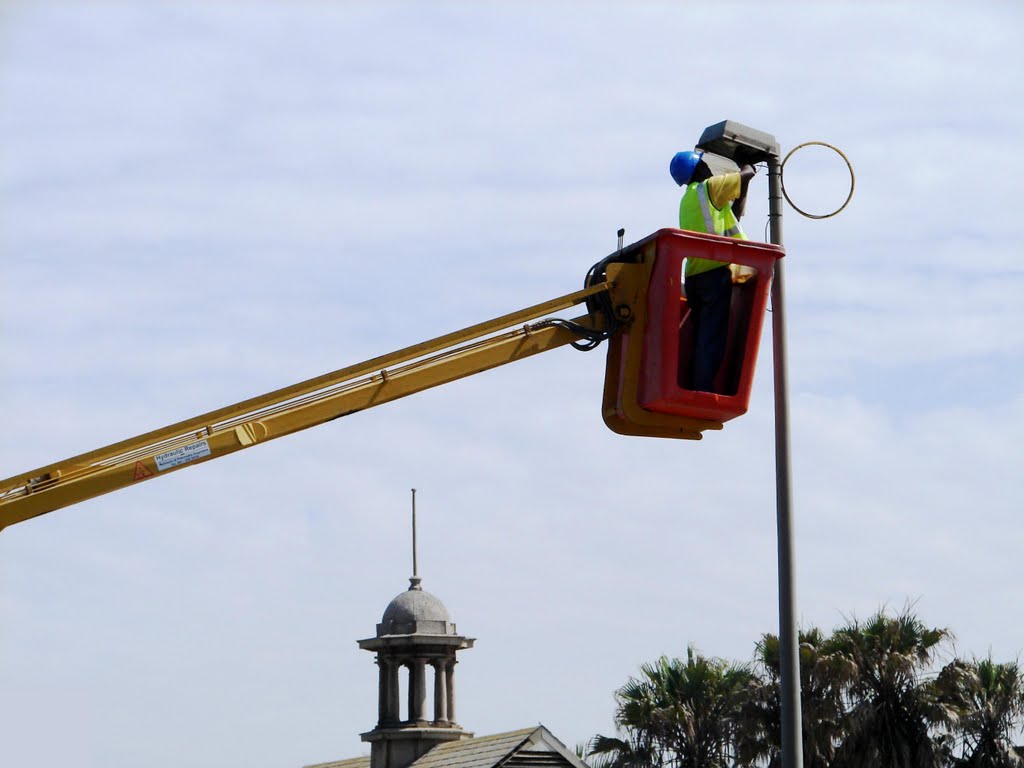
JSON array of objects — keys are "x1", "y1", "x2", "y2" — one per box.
[{"x1": 605, "y1": 228, "x2": 784, "y2": 432}]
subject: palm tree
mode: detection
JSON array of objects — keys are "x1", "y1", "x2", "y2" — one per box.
[
  {"x1": 736, "y1": 628, "x2": 847, "y2": 768},
  {"x1": 937, "y1": 654, "x2": 1024, "y2": 767},
  {"x1": 828, "y1": 606, "x2": 956, "y2": 768},
  {"x1": 585, "y1": 658, "x2": 667, "y2": 768},
  {"x1": 584, "y1": 733, "x2": 658, "y2": 768},
  {"x1": 587, "y1": 647, "x2": 753, "y2": 768}
]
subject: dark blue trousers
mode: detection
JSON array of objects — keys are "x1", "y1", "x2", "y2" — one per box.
[{"x1": 684, "y1": 265, "x2": 731, "y2": 392}]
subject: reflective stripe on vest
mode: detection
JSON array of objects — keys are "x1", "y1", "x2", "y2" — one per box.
[{"x1": 696, "y1": 184, "x2": 717, "y2": 234}]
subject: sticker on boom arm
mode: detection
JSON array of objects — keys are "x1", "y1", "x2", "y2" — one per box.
[{"x1": 155, "y1": 440, "x2": 212, "y2": 471}]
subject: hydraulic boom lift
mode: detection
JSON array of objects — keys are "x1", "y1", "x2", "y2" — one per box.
[{"x1": 0, "y1": 227, "x2": 783, "y2": 533}]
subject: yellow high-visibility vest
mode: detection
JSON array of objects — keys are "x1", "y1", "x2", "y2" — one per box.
[{"x1": 679, "y1": 179, "x2": 747, "y2": 277}]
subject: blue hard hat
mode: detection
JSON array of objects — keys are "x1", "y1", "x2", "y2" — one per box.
[{"x1": 669, "y1": 150, "x2": 704, "y2": 186}]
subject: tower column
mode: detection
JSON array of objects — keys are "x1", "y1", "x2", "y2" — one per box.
[
  {"x1": 409, "y1": 658, "x2": 428, "y2": 723},
  {"x1": 432, "y1": 659, "x2": 448, "y2": 723},
  {"x1": 387, "y1": 659, "x2": 400, "y2": 724},
  {"x1": 377, "y1": 657, "x2": 389, "y2": 725},
  {"x1": 446, "y1": 658, "x2": 457, "y2": 724}
]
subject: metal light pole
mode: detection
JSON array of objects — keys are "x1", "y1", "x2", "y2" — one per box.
[
  {"x1": 767, "y1": 153, "x2": 803, "y2": 768},
  {"x1": 697, "y1": 121, "x2": 804, "y2": 768}
]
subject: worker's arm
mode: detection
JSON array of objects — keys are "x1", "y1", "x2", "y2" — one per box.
[
  {"x1": 706, "y1": 165, "x2": 757, "y2": 218},
  {"x1": 731, "y1": 164, "x2": 757, "y2": 220}
]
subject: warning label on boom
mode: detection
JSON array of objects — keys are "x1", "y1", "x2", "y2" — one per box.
[{"x1": 155, "y1": 440, "x2": 212, "y2": 472}]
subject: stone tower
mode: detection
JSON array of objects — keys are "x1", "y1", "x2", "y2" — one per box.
[{"x1": 358, "y1": 575, "x2": 474, "y2": 768}]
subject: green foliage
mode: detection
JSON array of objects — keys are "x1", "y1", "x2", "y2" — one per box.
[
  {"x1": 937, "y1": 654, "x2": 1024, "y2": 767},
  {"x1": 736, "y1": 629, "x2": 846, "y2": 768},
  {"x1": 588, "y1": 646, "x2": 753, "y2": 768},
  {"x1": 827, "y1": 607, "x2": 955, "y2": 768},
  {"x1": 583, "y1": 607, "x2": 1024, "y2": 768}
]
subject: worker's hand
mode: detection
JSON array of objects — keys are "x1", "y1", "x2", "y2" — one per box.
[{"x1": 741, "y1": 162, "x2": 757, "y2": 175}]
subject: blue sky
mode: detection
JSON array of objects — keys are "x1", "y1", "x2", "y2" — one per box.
[{"x1": 1, "y1": 3, "x2": 1023, "y2": 767}]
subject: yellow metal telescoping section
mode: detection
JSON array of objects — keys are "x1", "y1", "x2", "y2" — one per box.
[{"x1": 0, "y1": 286, "x2": 608, "y2": 532}]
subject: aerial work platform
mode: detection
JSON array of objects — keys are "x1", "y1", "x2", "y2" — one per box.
[{"x1": 0, "y1": 229, "x2": 783, "y2": 530}]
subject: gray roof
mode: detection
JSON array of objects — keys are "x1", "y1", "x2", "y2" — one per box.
[
  {"x1": 410, "y1": 727, "x2": 535, "y2": 768},
  {"x1": 305, "y1": 726, "x2": 588, "y2": 768},
  {"x1": 305, "y1": 757, "x2": 369, "y2": 768}
]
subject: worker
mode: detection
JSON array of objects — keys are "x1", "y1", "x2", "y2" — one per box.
[{"x1": 669, "y1": 150, "x2": 757, "y2": 392}]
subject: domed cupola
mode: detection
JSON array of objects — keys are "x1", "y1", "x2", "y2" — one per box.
[
  {"x1": 358, "y1": 493, "x2": 474, "y2": 768},
  {"x1": 377, "y1": 577, "x2": 456, "y2": 637}
]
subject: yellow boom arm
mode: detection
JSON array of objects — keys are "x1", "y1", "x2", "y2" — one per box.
[{"x1": 0, "y1": 285, "x2": 608, "y2": 531}]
